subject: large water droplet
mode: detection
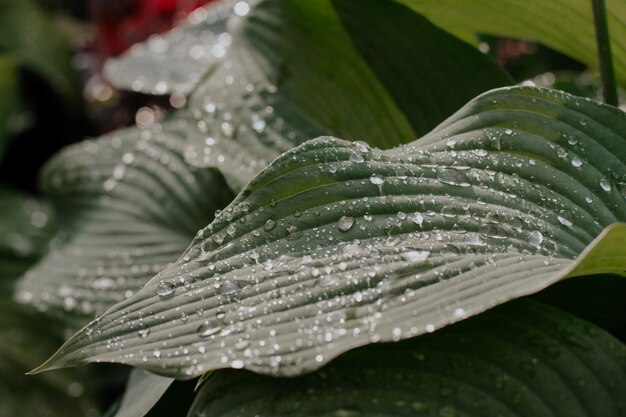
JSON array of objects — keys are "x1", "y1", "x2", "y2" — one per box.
[
  {"x1": 437, "y1": 168, "x2": 470, "y2": 187},
  {"x1": 599, "y1": 178, "x2": 612, "y2": 192},
  {"x1": 197, "y1": 321, "x2": 223, "y2": 338},
  {"x1": 349, "y1": 153, "x2": 365, "y2": 163},
  {"x1": 338, "y1": 216, "x2": 355, "y2": 232},
  {"x1": 264, "y1": 219, "x2": 277, "y2": 231},
  {"x1": 156, "y1": 282, "x2": 175, "y2": 297},
  {"x1": 369, "y1": 174, "x2": 384, "y2": 185},
  {"x1": 410, "y1": 212, "x2": 424, "y2": 227},
  {"x1": 401, "y1": 250, "x2": 430, "y2": 262},
  {"x1": 529, "y1": 230, "x2": 543, "y2": 247},
  {"x1": 557, "y1": 211, "x2": 573, "y2": 227}
]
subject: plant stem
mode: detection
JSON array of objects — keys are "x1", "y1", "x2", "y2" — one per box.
[{"x1": 592, "y1": 0, "x2": 618, "y2": 106}]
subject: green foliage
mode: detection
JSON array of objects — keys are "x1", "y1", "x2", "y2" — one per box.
[{"x1": 4, "y1": 0, "x2": 626, "y2": 416}]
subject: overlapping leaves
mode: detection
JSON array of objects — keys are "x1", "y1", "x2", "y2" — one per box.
[
  {"x1": 34, "y1": 86, "x2": 626, "y2": 378},
  {"x1": 188, "y1": 300, "x2": 626, "y2": 417},
  {"x1": 16, "y1": 0, "x2": 510, "y2": 320},
  {"x1": 15, "y1": 123, "x2": 233, "y2": 322}
]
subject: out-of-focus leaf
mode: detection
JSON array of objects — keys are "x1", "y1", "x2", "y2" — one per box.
[
  {"x1": 33, "y1": 87, "x2": 626, "y2": 378},
  {"x1": 399, "y1": 0, "x2": 626, "y2": 89},
  {"x1": 188, "y1": 300, "x2": 626, "y2": 417},
  {"x1": 112, "y1": 368, "x2": 174, "y2": 417},
  {"x1": 0, "y1": 186, "x2": 55, "y2": 288},
  {"x1": 103, "y1": 0, "x2": 234, "y2": 96},
  {"x1": 0, "y1": 55, "x2": 26, "y2": 160},
  {"x1": 15, "y1": 122, "x2": 234, "y2": 323},
  {"x1": 182, "y1": 0, "x2": 511, "y2": 190}
]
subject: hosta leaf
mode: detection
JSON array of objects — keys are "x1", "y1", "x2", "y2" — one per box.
[
  {"x1": 103, "y1": 0, "x2": 234, "y2": 96},
  {"x1": 399, "y1": 0, "x2": 626, "y2": 88},
  {"x1": 15, "y1": 122, "x2": 234, "y2": 322},
  {"x1": 188, "y1": 300, "x2": 626, "y2": 417},
  {"x1": 0, "y1": 186, "x2": 55, "y2": 287},
  {"x1": 533, "y1": 274, "x2": 626, "y2": 342},
  {"x1": 34, "y1": 86, "x2": 626, "y2": 378},
  {"x1": 182, "y1": 0, "x2": 510, "y2": 190},
  {"x1": 111, "y1": 368, "x2": 173, "y2": 417}
]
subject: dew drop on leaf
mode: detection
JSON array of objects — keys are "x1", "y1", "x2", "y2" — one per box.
[
  {"x1": 369, "y1": 174, "x2": 384, "y2": 185},
  {"x1": 337, "y1": 216, "x2": 355, "y2": 232},
  {"x1": 263, "y1": 219, "x2": 277, "y2": 231},
  {"x1": 529, "y1": 230, "x2": 543, "y2": 247},
  {"x1": 437, "y1": 168, "x2": 470, "y2": 187},
  {"x1": 410, "y1": 212, "x2": 424, "y2": 227},
  {"x1": 156, "y1": 282, "x2": 175, "y2": 297},
  {"x1": 197, "y1": 321, "x2": 223, "y2": 338},
  {"x1": 401, "y1": 250, "x2": 430, "y2": 262},
  {"x1": 349, "y1": 153, "x2": 365, "y2": 163},
  {"x1": 599, "y1": 178, "x2": 612, "y2": 192}
]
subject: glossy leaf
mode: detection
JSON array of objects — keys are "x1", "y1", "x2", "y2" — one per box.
[
  {"x1": 34, "y1": 87, "x2": 626, "y2": 378},
  {"x1": 15, "y1": 122, "x2": 234, "y2": 322},
  {"x1": 188, "y1": 300, "x2": 626, "y2": 417},
  {"x1": 399, "y1": 0, "x2": 626, "y2": 88}
]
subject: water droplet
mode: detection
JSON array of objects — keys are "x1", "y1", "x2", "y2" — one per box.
[
  {"x1": 338, "y1": 216, "x2": 355, "y2": 232},
  {"x1": 197, "y1": 321, "x2": 222, "y2": 338},
  {"x1": 137, "y1": 328, "x2": 150, "y2": 338},
  {"x1": 349, "y1": 153, "x2": 365, "y2": 163},
  {"x1": 472, "y1": 149, "x2": 488, "y2": 157},
  {"x1": 231, "y1": 359, "x2": 245, "y2": 369},
  {"x1": 369, "y1": 174, "x2": 384, "y2": 185},
  {"x1": 156, "y1": 282, "x2": 175, "y2": 297},
  {"x1": 264, "y1": 219, "x2": 277, "y2": 231},
  {"x1": 285, "y1": 225, "x2": 302, "y2": 241},
  {"x1": 437, "y1": 168, "x2": 470, "y2": 187},
  {"x1": 529, "y1": 230, "x2": 543, "y2": 247},
  {"x1": 571, "y1": 157, "x2": 583, "y2": 167},
  {"x1": 599, "y1": 178, "x2": 612, "y2": 192},
  {"x1": 401, "y1": 250, "x2": 430, "y2": 262},
  {"x1": 557, "y1": 211, "x2": 573, "y2": 227},
  {"x1": 410, "y1": 212, "x2": 424, "y2": 227}
]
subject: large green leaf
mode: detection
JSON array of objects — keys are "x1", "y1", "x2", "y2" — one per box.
[
  {"x1": 0, "y1": 186, "x2": 55, "y2": 288},
  {"x1": 399, "y1": 0, "x2": 626, "y2": 88},
  {"x1": 33, "y1": 86, "x2": 626, "y2": 378},
  {"x1": 188, "y1": 300, "x2": 626, "y2": 417},
  {"x1": 15, "y1": 122, "x2": 234, "y2": 322}
]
